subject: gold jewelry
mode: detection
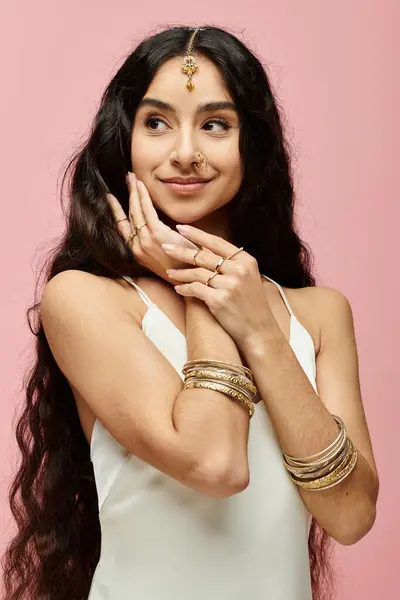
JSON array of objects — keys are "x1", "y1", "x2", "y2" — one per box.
[
  {"x1": 206, "y1": 271, "x2": 219, "y2": 286},
  {"x1": 287, "y1": 441, "x2": 349, "y2": 479},
  {"x1": 283, "y1": 418, "x2": 347, "y2": 474},
  {"x1": 184, "y1": 375, "x2": 253, "y2": 401},
  {"x1": 126, "y1": 222, "x2": 147, "y2": 245},
  {"x1": 181, "y1": 29, "x2": 200, "y2": 91},
  {"x1": 226, "y1": 247, "x2": 244, "y2": 261},
  {"x1": 283, "y1": 414, "x2": 359, "y2": 491},
  {"x1": 204, "y1": 248, "x2": 243, "y2": 284},
  {"x1": 183, "y1": 379, "x2": 255, "y2": 418},
  {"x1": 283, "y1": 416, "x2": 345, "y2": 464},
  {"x1": 193, "y1": 152, "x2": 208, "y2": 172},
  {"x1": 294, "y1": 446, "x2": 349, "y2": 480},
  {"x1": 185, "y1": 368, "x2": 258, "y2": 396},
  {"x1": 182, "y1": 358, "x2": 257, "y2": 417},
  {"x1": 117, "y1": 217, "x2": 129, "y2": 223},
  {"x1": 289, "y1": 440, "x2": 358, "y2": 491},
  {"x1": 183, "y1": 359, "x2": 254, "y2": 381},
  {"x1": 214, "y1": 257, "x2": 225, "y2": 273},
  {"x1": 193, "y1": 247, "x2": 201, "y2": 266},
  {"x1": 126, "y1": 230, "x2": 138, "y2": 245}
]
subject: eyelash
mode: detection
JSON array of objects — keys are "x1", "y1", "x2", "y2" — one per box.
[{"x1": 144, "y1": 115, "x2": 231, "y2": 133}]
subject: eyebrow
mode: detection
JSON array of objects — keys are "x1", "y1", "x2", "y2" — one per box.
[{"x1": 137, "y1": 97, "x2": 237, "y2": 115}]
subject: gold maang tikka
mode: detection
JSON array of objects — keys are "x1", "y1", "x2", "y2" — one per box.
[{"x1": 181, "y1": 28, "x2": 201, "y2": 91}]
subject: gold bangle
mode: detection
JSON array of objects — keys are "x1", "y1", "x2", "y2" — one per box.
[
  {"x1": 288, "y1": 444, "x2": 349, "y2": 480},
  {"x1": 184, "y1": 376, "x2": 253, "y2": 404},
  {"x1": 183, "y1": 379, "x2": 255, "y2": 418},
  {"x1": 184, "y1": 378, "x2": 255, "y2": 417},
  {"x1": 290, "y1": 438, "x2": 354, "y2": 484},
  {"x1": 283, "y1": 416, "x2": 345, "y2": 464},
  {"x1": 290, "y1": 440, "x2": 358, "y2": 491},
  {"x1": 183, "y1": 359, "x2": 254, "y2": 382},
  {"x1": 283, "y1": 429, "x2": 348, "y2": 472},
  {"x1": 184, "y1": 368, "x2": 257, "y2": 396},
  {"x1": 295, "y1": 448, "x2": 358, "y2": 492}
]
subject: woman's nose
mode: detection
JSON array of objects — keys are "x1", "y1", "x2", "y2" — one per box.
[{"x1": 169, "y1": 135, "x2": 199, "y2": 169}]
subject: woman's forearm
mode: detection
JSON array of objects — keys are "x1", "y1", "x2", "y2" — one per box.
[
  {"x1": 241, "y1": 319, "x2": 378, "y2": 545},
  {"x1": 172, "y1": 297, "x2": 251, "y2": 494}
]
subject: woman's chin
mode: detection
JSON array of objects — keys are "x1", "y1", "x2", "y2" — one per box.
[{"x1": 155, "y1": 204, "x2": 211, "y2": 226}]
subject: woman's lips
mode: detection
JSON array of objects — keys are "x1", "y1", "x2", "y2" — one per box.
[{"x1": 162, "y1": 180, "x2": 211, "y2": 194}]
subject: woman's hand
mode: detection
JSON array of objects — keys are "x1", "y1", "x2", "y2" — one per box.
[
  {"x1": 106, "y1": 173, "x2": 199, "y2": 284},
  {"x1": 162, "y1": 224, "x2": 276, "y2": 348}
]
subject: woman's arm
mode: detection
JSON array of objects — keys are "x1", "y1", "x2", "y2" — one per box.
[
  {"x1": 41, "y1": 270, "x2": 250, "y2": 499},
  {"x1": 162, "y1": 225, "x2": 379, "y2": 544},
  {"x1": 173, "y1": 296, "x2": 251, "y2": 493},
  {"x1": 241, "y1": 287, "x2": 379, "y2": 546}
]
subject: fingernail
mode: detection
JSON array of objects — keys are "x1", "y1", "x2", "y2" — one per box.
[
  {"x1": 136, "y1": 179, "x2": 142, "y2": 188},
  {"x1": 161, "y1": 244, "x2": 176, "y2": 251},
  {"x1": 176, "y1": 224, "x2": 190, "y2": 232}
]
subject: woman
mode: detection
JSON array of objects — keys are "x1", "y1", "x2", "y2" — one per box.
[{"x1": 2, "y1": 25, "x2": 379, "y2": 600}]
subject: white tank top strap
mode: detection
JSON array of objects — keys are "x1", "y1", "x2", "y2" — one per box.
[
  {"x1": 122, "y1": 275, "x2": 153, "y2": 308},
  {"x1": 261, "y1": 274, "x2": 294, "y2": 317}
]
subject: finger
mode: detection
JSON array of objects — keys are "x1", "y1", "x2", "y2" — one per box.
[
  {"x1": 162, "y1": 244, "x2": 237, "y2": 273},
  {"x1": 136, "y1": 179, "x2": 160, "y2": 232},
  {"x1": 128, "y1": 173, "x2": 147, "y2": 234},
  {"x1": 161, "y1": 225, "x2": 199, "y2": 250},
  {"x1": 176, "y1": 224, "x2": 238, "y2": 257},
  {"x1": 174, "y1": 281, "x2": 214, "y2": 303},
  {"x1": 107, "y1": 193, "x2": 131, "y2": 242},
  {"x1": 170, "y1": 268, "x2": 236, "y2": 290},
  {"x1": 166, "y1": 267, "x2": 213, "y2": 284}
]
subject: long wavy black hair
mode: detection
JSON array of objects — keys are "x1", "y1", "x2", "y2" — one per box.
[{"x1": 1, "y1": 25, "x2": 336, "y2": 600}]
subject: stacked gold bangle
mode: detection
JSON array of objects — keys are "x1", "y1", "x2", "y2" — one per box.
[
  {"x1": 182, "y1": 359, "x2": 257, "y2": 418},
  {"x1": 282, "y1": 415, "x2": 358, "y2": 491}
]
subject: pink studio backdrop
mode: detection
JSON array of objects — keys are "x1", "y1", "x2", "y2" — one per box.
[{"x1": 0, "y1": 1, "x2": 397, "y2": 598}]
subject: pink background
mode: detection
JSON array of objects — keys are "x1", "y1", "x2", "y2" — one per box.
[{"x1": 0, "y1": 1, "x2": 397, "y2": 597}]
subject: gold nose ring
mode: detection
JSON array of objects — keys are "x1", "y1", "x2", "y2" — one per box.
[{"x1": 194, "y1": 152, "x2": 208, "y2": 172}]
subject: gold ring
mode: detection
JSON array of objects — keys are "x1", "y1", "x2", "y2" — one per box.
[
  {"x1": 215, "y1": 257, "x2": 225, "y2": 273},
  {"x1": 193, "y1": 247, "x2": 201, "y2": 266},
  {"x1": 126, "y1": 230, "x2": 138, "y2": 245},
  {"x1": 206, "y1": 271, "x2": 219, "y2": 286},
  {"x1": 226, "y1": 247, "x2": 244, "y2": 261},
  {"x1": 135, "y1": 222, "x2": 147, "y2": 231},
  {"x1": 117, "y1": 217, "x2": 129, "y2": 223}
]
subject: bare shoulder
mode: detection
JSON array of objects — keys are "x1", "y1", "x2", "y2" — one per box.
[
  {"x1": 41, "y1": 270, "x2": 186, "y2": 339},
  {"x1": 283, "y1": 285, "x2": 352, "y2": 358},
  {"x1": 41, "y1": 270, "x2": 143, "y2": 324}
]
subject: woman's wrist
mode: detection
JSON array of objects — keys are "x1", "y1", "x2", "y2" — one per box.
[{"x1": 184, "y1": 296, "x2": 242, "y2": 362}]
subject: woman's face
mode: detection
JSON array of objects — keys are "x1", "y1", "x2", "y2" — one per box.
[{"x1": 130, "y1": 55, "x2": 242, "y2": 226}]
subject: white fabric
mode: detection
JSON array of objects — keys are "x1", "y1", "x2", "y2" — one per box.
[{"x1": 88, "y1": 275, "x2": 316, "y2": 599}]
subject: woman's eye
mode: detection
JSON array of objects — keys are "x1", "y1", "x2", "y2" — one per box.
[
  {"x1": 203, "y1": 119, "x2": 231, "y2": 133},
  {"x1": 144, "y1": 116, "x2": 231, "y2": 133},
  {"x1": 145, "y1": 117, "x2": 168, "y2": 131}
]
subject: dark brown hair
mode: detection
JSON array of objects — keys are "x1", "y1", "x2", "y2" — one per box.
[{"x1": 2, "y1": 25, "x2": 335, "y2": 599}]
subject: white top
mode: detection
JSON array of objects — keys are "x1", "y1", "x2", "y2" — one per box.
[{"x1": 88, "y1": 274, "x2": 316, "y2": 600}]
